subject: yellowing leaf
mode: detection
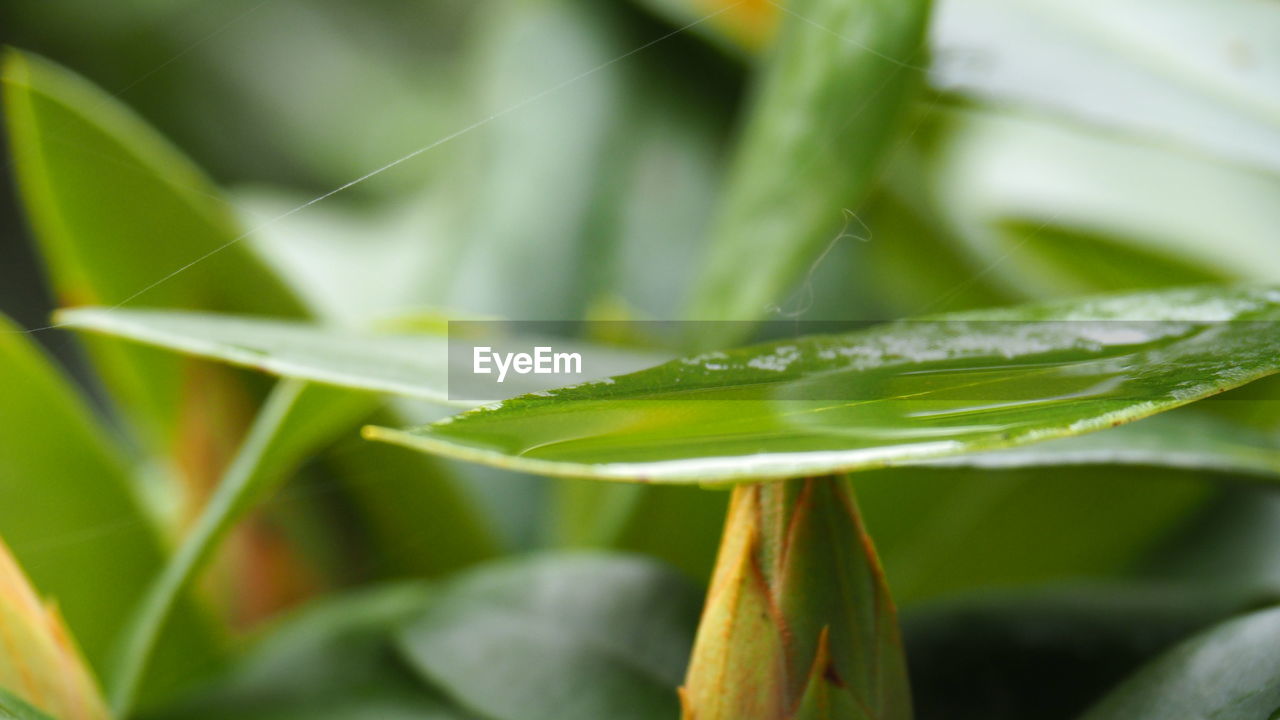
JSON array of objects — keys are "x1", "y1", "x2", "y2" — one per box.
[{"x1": 0, "y1": 538, "x2": 108, "y2": 720}]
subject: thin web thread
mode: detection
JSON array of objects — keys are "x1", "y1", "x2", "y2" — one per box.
[{"x1": 11, "y1": 1, "x2": 744, "y2": 335}]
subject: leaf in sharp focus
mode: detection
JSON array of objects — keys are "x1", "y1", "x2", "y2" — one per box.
[
  {"x1": 903, "y1": 583, "x2": 1270, "y2": 720},
  {"x1": 147, "y1": 583, "x2": 477, "y2": 720},
  {"x1": 686, "y1": 0, "x2": 932, "y2": 338},
  {"x1": 1076, "y1": 605, "x2": 1280, "y2": 720},
  {"x1": 0, "y1": 537, "x2": 108, "y2": 720},
  {"x1": 1, "y1": 49, "x2": 306, "y2": 452},
  {"x1": 396, "y1": 553, "x2": 701, "y2": 720},
  {"x1": 0, "y1": 312, "x2": 219, "y2": 683},
  {"x1": 54, "y1": 308, "x2": 671, "y2": 408},
  {"x1": 931, "y1": 0, "x2": 1280, "y2": 177},
  {"x1": 367, "y1": 286, "x2": 1280, "y2": 485}
]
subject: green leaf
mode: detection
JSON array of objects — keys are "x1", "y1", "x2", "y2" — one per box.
[
  {"x1": 396, "y1": 553, "x2": 701, "y2": 720},
  {"x1": 931, "y1": 0, "x2": 1280, "y2": 176},
  {"x1": 367, "y1": 286, "x2": 1280, "y2": 484},
  {"x1": 916, "y1": 107, "x2": 1280, "y2": 304},
  {"x1": 1, "y1": 49, "x2": 306, "y2": 452},
  {"x1": 54, "y1": 308, "x2": 669, "y2": 407},
  {"x1": 321, "y1": 418, "x2": 501, "y2": 577},
  {"x1": 151, "y1": 583, "x2": 476, "y2": 720},
  {"x1": 447, "y1": 0, "x2": 634, "y2": 321},
  {"x1": 859, "y1": 465, "x2": 1210, "y2": 604},
  {"x1": 1077, "y1": 605, "x2": 1280, "y2": 720},
  {"x1": 910, "y1": 410, "x2": 1280, "y2": 478},
  {"x1": 108, "y1": 380, "x2": 380, "y2": 717},
  {"x1": 0, "y1": 688, "x2": 56, "y2": 720},
  {"x1": 686, "y1": 0, "x2": 931, "y2": 335},
  {"x1": 904, "y1": 583, "x2": 1268, "y2": 720},
  {"x1": 0, "y1": 312, "x2": 220, "y2": 677}
]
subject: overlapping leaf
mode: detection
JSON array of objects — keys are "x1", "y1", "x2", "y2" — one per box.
[
  {"x1": 0, "y1": 312, "x2": 218, "y2": 683},
  {"x1": 368, "y1": 286, "x2": 1280, "y2": 484},
  {"x1": 1, "y1": 49, "x2": 306, "y2": 453}
]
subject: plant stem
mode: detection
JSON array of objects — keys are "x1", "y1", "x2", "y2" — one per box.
[{"x1": 107, "y1": 380, "x2": 310, "y2": 716}]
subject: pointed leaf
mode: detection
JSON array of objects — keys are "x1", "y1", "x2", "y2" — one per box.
[
  {"x1": 0, "y1": 312, "x2": 218, "y2": 680},
  {"x1": 106, "y1": 380, "x2": 383, "y2": 716},
  {"x1": 54, "y1": 307, "x2": 670, "y2": 405},
  {"x1": 367, "y1": 286, "x2": 1280, "y2": 484},
  {"x1": 2, "y1": 49, "x2": 305, "y2": 451},
  {"x1": 0, "y1": 538, "x2": 107, "y2": 720},
  {"x1": 686, "y1": 0, "x2": 931, "y2": 335}
]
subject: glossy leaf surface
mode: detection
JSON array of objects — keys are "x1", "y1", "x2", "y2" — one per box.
[
  {"x1": 396, "y1": 553, "x2": 700, "y2": 720},
  {"x1": 1078, "y1": 606, "x2": 1280, "y2": 720},
  {"x1": 370, "y1": 286, "x2": 1280, "y2": 484}
]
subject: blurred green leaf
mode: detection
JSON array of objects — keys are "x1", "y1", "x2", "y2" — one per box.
[
  {"x1": 369, "y1": 286, "x2": 1280, "y2": 484},
  {"x1": 931, "y1": 0, "x2": 1280, "y2": 177},
  {"x1": 0, "y1": 312, "x2": 220, "y2": 677},
  {"x1": 0, "y1": 537, "x2": 108, "y2": 720},
  {"x1": 1077, "y1": 605, "x2": 1280, "y2": 720},
  {"x1": 859, "y1": 465, "x2": 1210, "y2": 604},
  {"x1": 1, "y1": 49, "x2": 306, "y2": 453},
  {"x1": 396, "y1": 553, "x2": 700, "y2": 720},
  {"x1": 913, "y1": 411, "x2": 1280, "y2": 478},
  {"x1": 687, "y1": 0, "x2": 931, "y2": 336},
  {"x1": 0, "y1": 688, "x2": 55, "y2": 720},
  {"x1": 55, "y1": 308, "x2": 670, "y2": 407},
  {"x1": 446, "y1": 0, "x2": 633, "y2": 321},
  {"x1": 108, "y1": 381, "x2": 381, "y2": 716},
  {"x1": 632, "y1": 0, "x2": 780, "y2": 55},
  {"x1": 904, "y1": 583, "x2": 1270, "y2": 720},
  {"x1": 322, "y1": 419, "x2": 501, "y2": 578},
  {"x1": 149, "y1": 582, "x2": 476, "y2": 720},
  {"x1": 916, "y1": 107, "x2": 1280, "y2": 304}
]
